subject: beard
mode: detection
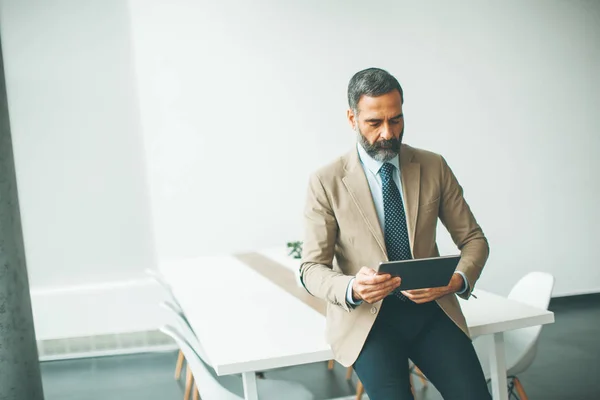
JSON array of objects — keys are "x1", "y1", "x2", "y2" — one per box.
[{"x1": 356, "y1": 126, "x2": 403, "y2": 162}]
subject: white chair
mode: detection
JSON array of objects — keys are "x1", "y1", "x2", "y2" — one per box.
[
  {"x1": 146, "y1": 268, "x2": 185, "y2": 313},
  {"x1": 146, "y1": 268, "x2": 190, "y2": 396},
  {"x1": 161, "y1": 300, "x2": 211, "y2": 400},
  {"x1": 473, "y1": 271, "x2": 555, "y2": 399},
  {"x1": 160, "y1": 301, "x2": 211, "y2": 366},
  {"x1": 160, "y1": 324, "x2": 315, "y2": 400}
]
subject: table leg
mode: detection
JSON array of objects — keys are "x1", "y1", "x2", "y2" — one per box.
[
  {"x1": 489, "y1": 332, "x2": 508, "y2": 400},
  {"x1": 242, "y1": 371, "x2": 259, "y2": 400}
]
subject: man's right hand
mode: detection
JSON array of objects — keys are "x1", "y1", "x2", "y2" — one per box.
[{"x1": 352, "y1": 267, "x2": 401, "y2": 304}]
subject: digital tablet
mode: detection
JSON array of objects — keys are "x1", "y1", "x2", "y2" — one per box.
[{"x1": 377, "y1": 255, "x2": 460, "y2": 290}]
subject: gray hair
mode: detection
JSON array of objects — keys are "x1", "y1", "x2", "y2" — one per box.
[{"x1": 347, "y1": 68, "x2": 404, "y2": 115}]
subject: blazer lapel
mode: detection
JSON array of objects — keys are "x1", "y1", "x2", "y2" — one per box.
[
  {"x1": 400, "y1": 145, "x2": 419, "y2": 253},
  {"x1": 342, "y1": 149, "x2": 387, "y2": 259}
]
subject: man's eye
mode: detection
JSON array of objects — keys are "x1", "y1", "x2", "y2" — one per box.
[
  {"x1": 390, "y1": 119, "x2": 401, "y2": 124},
  {"x1": 369, "y1": 122, "x2": 381, "y2": 127}
]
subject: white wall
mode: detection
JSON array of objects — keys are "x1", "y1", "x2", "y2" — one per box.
[
  {"x1": 1, "y1": 0, "x2": 598, "y2": 340},
  {"x1": 129, "y1": 0, "x2": 600, "y2": 297},
  {"x1": 0, "y1": 0, "x2": 163, "y2": 339}
]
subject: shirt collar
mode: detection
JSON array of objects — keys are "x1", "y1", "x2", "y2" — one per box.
[{"x1": 356, "y1": 142, "x2": 400, "y2": 176}]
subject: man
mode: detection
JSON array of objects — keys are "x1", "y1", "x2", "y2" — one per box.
[{"x1": 299, "y1": 67, "x2": 491, "y2": 399}]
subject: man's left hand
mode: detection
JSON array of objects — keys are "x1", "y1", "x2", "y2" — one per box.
[{"x1": 401, "y1": 273, "x2": 464, "y2": 304}]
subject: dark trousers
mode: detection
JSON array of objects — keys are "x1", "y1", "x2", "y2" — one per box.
[{"x1": 353, "y1": 295, "x2": 491, "y2": 400}]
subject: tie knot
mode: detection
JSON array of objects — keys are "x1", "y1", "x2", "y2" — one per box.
[{"x1": 379, "y1": 163, "x2": 395, "y2": 182}]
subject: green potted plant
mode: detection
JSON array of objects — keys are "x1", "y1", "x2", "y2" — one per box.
[{"x1": 286, "y1": 241, "x2": 303, "y2": 259}]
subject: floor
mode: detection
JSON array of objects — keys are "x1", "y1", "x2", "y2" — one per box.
[{"x1": 40, "y1": 294, "x2": 600, "y2": 400}]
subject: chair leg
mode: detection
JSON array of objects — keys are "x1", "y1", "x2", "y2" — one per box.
[
  {"x1": 193, "y1": 380, "x2": 200, "y2": 400},
  {"x1": 184, "y1": 367, "x2": 193, "y2": 400},
  {"x1": 415, "y1": 366, "x2": 428, "y2": 387},
  {"x1": 513, "y1": 377, "x2": 528, "y2": 400},
  {"x1": 328, "y1": 360, "x2": 335, "y2": 370},
  {"x1": 175, "y1": 350, "x2": 185, "y2": 380},
  {"x1": 346, "y1": 366, "x2": 353, "y2": 380},
  {"x1": 355, "y1": 379, "x2": 364, "y2": 400}
]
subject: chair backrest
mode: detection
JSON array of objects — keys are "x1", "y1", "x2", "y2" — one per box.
[
  {"x1": 505, "y1": 271, "x2": 555, "y2": 375},
  {"x1": 508, "y1": 271, "x2": 554, "y2": 309},
  {"x1": 160, "y1": 325, "x2": 240, "y2": 400},
  {"x1": 145, "y1": 268, "x2": 184, "y2": 312},
  {"x1": 160, "y1": 300, "x2": 212, "y2": 365}
]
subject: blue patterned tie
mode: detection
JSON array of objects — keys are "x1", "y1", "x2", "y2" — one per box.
[{"x1": 380, "y1": 162, "x2": 412, "y2": 301}]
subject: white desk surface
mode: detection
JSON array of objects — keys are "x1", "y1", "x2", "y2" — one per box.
[
  {"x1": 160, "y1": 253, "x2": 330, "y2": 375},
  {"x1": 158, "y1": 250, "x2": 554, "y2": 376}
]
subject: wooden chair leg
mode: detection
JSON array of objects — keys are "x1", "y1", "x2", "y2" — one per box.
[
  {"x1": 513, "y1": 377, "x2": 528, "y2": 400},
  {"x1": 175, "y1": 349, "x2": 185, "y2": 380},
  {"x1": 355, "y1": 379, "x2": 364, "y2": 400},
  {"x1": 193, "y1": 380, "x2": 200, "y2": 400},
  {"x1": 328, "y1": 360, "x2": 335, "y2": 370},
  {"x1": 346, "y1": 366, "x2": 353, "y2": 380},
  {"x1": 184, "y1": 367, "x2": 193, "y2": 400},
  {"x1": 415, "y1": 366, "x2": 428, "y2": 387}
]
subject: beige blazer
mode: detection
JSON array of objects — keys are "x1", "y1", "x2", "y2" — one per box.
[{"x1": 299, "y1": 143, "x2": 489, "y2": 367}]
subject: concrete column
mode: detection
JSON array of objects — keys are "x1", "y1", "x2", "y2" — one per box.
[{"x1": 0, "y1": 39, "x2": 45, "y2": 399}]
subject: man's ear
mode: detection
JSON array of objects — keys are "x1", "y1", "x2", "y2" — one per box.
[{"x1": 347, "y1": 109, "x2": 356, "y2": 130}]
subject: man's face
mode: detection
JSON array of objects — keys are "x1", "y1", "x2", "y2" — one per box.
[{"x1": 347, "y1": 90, "x2": 404, "y2": 162}]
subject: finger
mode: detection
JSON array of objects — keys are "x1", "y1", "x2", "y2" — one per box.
[
  {"x1": 402, "y1": 290, "x2": 437, "y2": 303},
  {"x1": 412, "y1": 296, "x2": 436, "y2": 304},
  {"x1": 363, "y1": 280, "x2": 401, "y2": 298},
  {"x1": 403, "y1": 294, "x2": 433, "y2": 304},
  {"x1": 372, "y1": 278, "x2": 402, "y2": 294},
  {"x1": 381, "y1": 277, "x2": 402, "y2": 291},
  {"x1": 358, "y1": 267, "x2": 377, "y2": 276},
  {"x1": 404, "y1": 289, "x2": 430, "y2": 295},
  {"x1": 402, "y1": 290, "x2": 433, "y2": 299},
  {"x1": 358, "y1": 273, "x2": 395, "y2": 285},
  {"x1": 363, "y1": 287, "x2": 398, "y2": 303},
  {"x1": 367, "y1": 276, "x2": 401, "y2": 290},
  {"x1": 401, "y1": 290, "x2": 416, "y2": 300},
  {"x1": 358, "y1": 280, "x2": 400, "y2": 302},
  {"x1": 356, "y1": 267, "x2": 383, "y2": 284},
  {"x1": 356, "y1": 278, "x2": 400, "y2": 298}
]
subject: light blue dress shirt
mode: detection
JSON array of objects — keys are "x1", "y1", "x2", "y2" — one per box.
[{"x1": 345, "y1": 143, "x2": 468, "y2": 306}]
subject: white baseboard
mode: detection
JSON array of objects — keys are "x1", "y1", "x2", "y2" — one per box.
[
  {"x1": 30, "y1": 278, "x2": 166, "y2": 341},
  {"x1": 39, "y1": 343, "x2": 179, "y2": 362}
]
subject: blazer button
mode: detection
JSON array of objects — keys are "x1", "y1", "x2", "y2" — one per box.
[{"x1": 370, "y1": 306, "x2": 378, "y2": 314}]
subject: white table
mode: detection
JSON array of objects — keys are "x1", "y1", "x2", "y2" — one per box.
[
  {"x1": 159, "y1": 249, "x2": 554, "y2": 400},
  {"x1": 457, "y1": 289, "x2": 554, "y2": 399}
]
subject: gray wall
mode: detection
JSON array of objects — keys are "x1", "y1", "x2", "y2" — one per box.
[{"x1": 0, "y1": 37, "x2": 45, "y2": 400}]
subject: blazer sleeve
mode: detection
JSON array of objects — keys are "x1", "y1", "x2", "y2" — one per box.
[
  {"x1": 438, "y1": 155, "x2": 490, "y2": 299},
  {"x1": 299, "y1": 172, "x2": 354, "y2": 312}
]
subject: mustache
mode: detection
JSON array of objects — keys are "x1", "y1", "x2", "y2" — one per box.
[{"x1": 372, "y1": 138, "x2": 401, "y2": 150}]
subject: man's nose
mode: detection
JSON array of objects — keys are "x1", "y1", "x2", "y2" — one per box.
[{"x1": 380, "y1": 123, "x2": 393, "y2": 140}]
